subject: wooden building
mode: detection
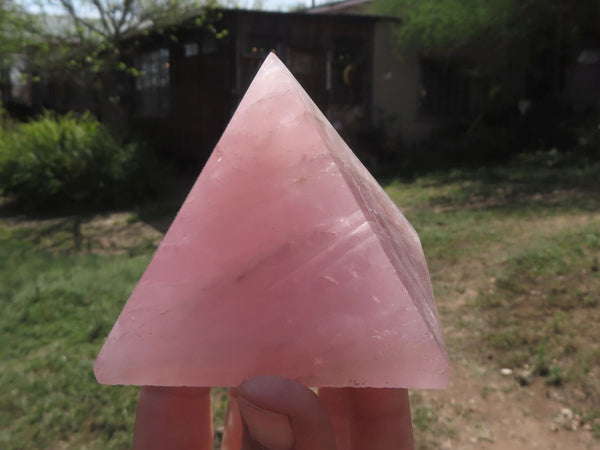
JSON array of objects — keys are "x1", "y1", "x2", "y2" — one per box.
[{"x1": 123, "y1": 9, "x2": 379, "y2": 162}]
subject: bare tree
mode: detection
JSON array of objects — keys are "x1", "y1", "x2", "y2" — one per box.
[
  {"x1": 29, "y1": 0, "x2": 222, "y2": 118},
  {"x1": 47, "y1": 0, "x2": 215, "y2": 43}
]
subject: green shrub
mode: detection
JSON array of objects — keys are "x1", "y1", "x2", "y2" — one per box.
[{"x1": 0, "y1": 112, "x2": 155, "y2": 209}]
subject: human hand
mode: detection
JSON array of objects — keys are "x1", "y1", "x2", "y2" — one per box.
[{"x1": 132, "y1": 375, "x2": 414, "y2": 450}]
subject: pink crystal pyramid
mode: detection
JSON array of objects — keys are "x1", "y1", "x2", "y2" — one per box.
[{"x1": 94, "y1": 53, "x2": 448, "y2": 389}]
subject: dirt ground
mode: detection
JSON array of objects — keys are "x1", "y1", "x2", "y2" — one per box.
[
  {"x1": 417, "y1": 355, "x2": 599, "y2": 449},
  {"x1": 6, "y1": 211, "x2": 599, "y2": 449}
]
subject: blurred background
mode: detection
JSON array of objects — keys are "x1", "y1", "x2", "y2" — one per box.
[{"x1": 0, "y1": 0, "x2": 599, "y2": 448}]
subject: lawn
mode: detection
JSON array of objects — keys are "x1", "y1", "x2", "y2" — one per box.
[
  {"x1": 1, "y1": 150, "x2": 599, "y2": 448},
  {"x1": 0, "y1": 219, "x2": 152, "y2": 449}
]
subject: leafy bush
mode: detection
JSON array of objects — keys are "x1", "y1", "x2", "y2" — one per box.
[{"x1": 0, "y1": 112, "x2": 156, "y2": 209}]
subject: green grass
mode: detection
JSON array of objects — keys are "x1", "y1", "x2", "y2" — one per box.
[
  {"x1": 409, "y1": 391, "x2": 457, "y2": 449},
  {"x1": 0, "y1": 226, "x2": 150, "y2": 449},
  {"x1": 0, "y1": 218, "x2": 230, "y2": 449},
  {"x1": 386, "y1": 149, "x2": 600, "y2": 214},
  {"x1": 1, "y1": 149, "x2": 599, "y2": 447},
  {"x1": 476, "y1": 219, "x2": 600, "y2": 400}
]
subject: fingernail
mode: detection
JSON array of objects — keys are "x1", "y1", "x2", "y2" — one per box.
[{"x1": 237, "y1": 397, "x2": 294, "y2": 450}]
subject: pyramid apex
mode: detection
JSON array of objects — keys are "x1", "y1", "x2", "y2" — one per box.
[{"x1": 259, "y1": 52, "x2": 287, "y2": 72}]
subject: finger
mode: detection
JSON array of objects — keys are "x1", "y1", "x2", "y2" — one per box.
[
  {"x1": 132, "y1": 386, "x2": 213, "y2": 450},
  {"x1": 348, "y1": 388, "x2": 414, "y2": 450},
  {"x1": 317, "y1": 388, "x2": 351, "y2": 450},
  {"x1": 221, "y1": 390, "x2": 243, "y2": 450},
  {"x1": 319, "y1": 387, "x2": 414, "y2": 450},
  {"x1": 237, "y1": 375, "x2": 336, "y2": 450}
]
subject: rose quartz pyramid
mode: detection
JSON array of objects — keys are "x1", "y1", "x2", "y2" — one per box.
[{"x1": 95, "y1": 53, "x2": 448, "y2": 389}]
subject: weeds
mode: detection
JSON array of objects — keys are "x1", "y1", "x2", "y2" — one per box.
[{"x1": 413, "y1": 406, "x2": 436, "y2": 431}]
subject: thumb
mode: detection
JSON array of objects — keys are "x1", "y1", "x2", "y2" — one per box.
[{"x1": 236, "y1": 376, "x2": 336, "y2": 450}]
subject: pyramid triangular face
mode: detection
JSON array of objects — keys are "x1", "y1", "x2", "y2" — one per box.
[{"x1": 94, "y1": 54, "x2": 448, "y2": 388}]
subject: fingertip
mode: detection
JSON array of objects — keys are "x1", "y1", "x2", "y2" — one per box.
[
  {"x1": 237, "y1": 376, "x2": 336, "y2": 450},
  {"x1": 237, "y1": 396, "x2": 294, "y2": 450}
]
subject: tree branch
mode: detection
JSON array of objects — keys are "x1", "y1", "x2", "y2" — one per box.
[
  {"x1": 90, "y1": 0, "x2": 114, "y2": 35},
  {"x1": 116, "y1": 0, "x2": 135, "y2": 34},
  {"x1": 57, "y1": 0, "x2": 110, "y2": 38}
]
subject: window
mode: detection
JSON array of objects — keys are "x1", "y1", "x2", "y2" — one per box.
[
  {"x1": 330, "y1": 40, "x2": 365, "y2": 105},
  {"x1": 134, "y1": 48, "x2": 170, "y2": 117},
  {"x1": 184, "y1": 42, "x2": 199, "y2": 58},
  {"x1": 419, "y1": 58, "x2": 468, "y2": 118}
]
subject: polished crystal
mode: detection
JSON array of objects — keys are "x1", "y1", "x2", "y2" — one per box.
[{"x1": 94, "y1": 54, "x2": 448, "y2": 388}]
